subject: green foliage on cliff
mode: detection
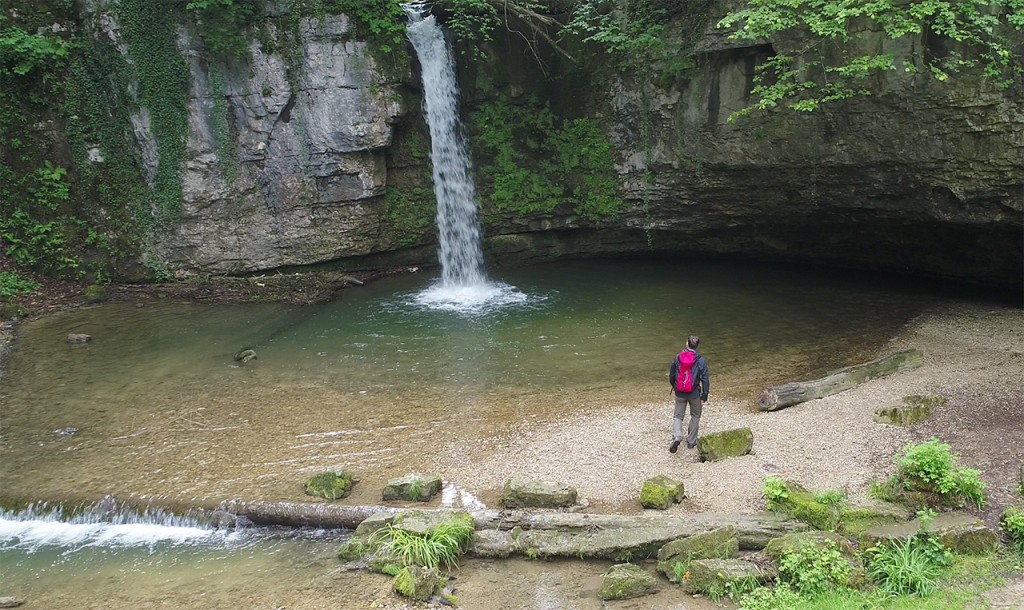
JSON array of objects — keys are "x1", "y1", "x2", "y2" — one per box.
[
  {"x1": 0, "y1": 2, "x2": 134, "y2": 278},
  {"x1": 718, "y1": 0, "x2": 1024, "y2": 116},
  {"x1": 565, "y1": 0, "x2": 716, "y2": 80},
  {"x1": 186, "y1": 0, "x2": 257, "y2": 59},
  {"x1": 384, "y1": 186, "x2": 436, "y2": 247},
  {"x1": 117, "y1": 0, "x2": 191, "y2": 225},
  {"x1": 470, "y1": 95, "x2": 622, "y2": 221}
]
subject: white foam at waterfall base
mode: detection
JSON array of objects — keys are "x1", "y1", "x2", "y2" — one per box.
[{"x1": 412, "y1": 281, "x2": 531, "y2": 315}]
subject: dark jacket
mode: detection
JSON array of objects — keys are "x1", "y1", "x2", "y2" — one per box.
[{"x1": 669, "y1": 349, "x2": 709, "y2": 402}]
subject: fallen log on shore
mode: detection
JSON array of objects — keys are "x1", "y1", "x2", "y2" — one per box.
[{"x1": 758, "y1": 349, "x2": 923, "y2": 412}]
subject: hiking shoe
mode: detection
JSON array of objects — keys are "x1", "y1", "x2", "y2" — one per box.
[{"x1": 669, "y1": 440, "x2": 681, "y2": 453}]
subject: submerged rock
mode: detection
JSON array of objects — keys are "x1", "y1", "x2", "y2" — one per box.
[
  {"x1": 233, "y1": 348, "x2": 257, "y2": 363},
  {"x1": 874, "y1": 394, "x2": 944, "y2": 425},
  {"x1": 67, "y1": 333, "x2": 92, "y2": 344},
  {"x1": 305, "y1": 470, "x2": 356, "y2": 500},
  {"x1": 0, "y1": 597, "x2": 24, "y2": 608},
  {"x1": 597, "y1": 563, "x2": 659, "y2": 600}
]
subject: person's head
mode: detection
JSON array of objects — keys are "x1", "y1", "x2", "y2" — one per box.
[{"x1": 687, "y1": 335, "x2": 700, "y2": 349}]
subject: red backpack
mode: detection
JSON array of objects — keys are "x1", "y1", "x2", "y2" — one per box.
[{"x1": 675, "y1": 350, "x2": 697, "y2": 393}]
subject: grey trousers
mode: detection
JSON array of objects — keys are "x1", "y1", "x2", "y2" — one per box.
[{"x1": 672, "y1": 394, "x2": 703, "y2": 448}]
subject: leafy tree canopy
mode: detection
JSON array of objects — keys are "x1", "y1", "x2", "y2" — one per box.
[{"x1": 718, "y1": 0, "x2": 1024, "y2": 116}]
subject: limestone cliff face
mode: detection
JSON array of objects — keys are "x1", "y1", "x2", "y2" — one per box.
[
  {"x1": 151, "y1": 12, "x2": 406, "y2": 274},
  {"x1": 465, "y1": 20, "x2": 1023, "y2": 288},
  {"x1": 102, "y1": 5, "x2": 1020, "y2": 287}
]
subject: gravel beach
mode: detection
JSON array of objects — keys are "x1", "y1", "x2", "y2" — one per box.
[{"x1": 431, "y1": 301, "x2": 1024, "y2": 526}]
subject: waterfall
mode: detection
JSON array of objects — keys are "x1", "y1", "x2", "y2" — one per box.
[
  {"x1": 405, "y1": 6, "x2": 487, "y2": 288},
  {"x1": 402, "y1": 5, "x2": 530, "y2": 314}
]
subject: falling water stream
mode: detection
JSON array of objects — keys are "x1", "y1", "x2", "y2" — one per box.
[{"x1": 404, "y1": 4, "x2": 528, "y2": 313}]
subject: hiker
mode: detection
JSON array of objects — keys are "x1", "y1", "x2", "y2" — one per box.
[{"x1": 668, "y1": 335, "x2": 709, "y2": 453}]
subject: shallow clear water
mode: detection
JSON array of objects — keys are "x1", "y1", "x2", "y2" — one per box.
[
  {"x1": 0, "y1": 259, "x2": 945, "y2": 506},
  {"x1": 0, "y1": 258, "x2": 969, "y2": 609}
]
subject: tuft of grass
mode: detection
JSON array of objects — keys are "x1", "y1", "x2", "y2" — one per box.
[
  {"x1": 369, "y1": 517, "x2": 474, "y2": 570},
  {"x1": 866, "y1": 537, "x2": 949, "y2": 596}
]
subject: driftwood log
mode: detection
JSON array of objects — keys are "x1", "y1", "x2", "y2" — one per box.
[
  {"x1": 220, "y1": 500, "x2": 399, "y2": 529},
  {"x1": 219, "y1": 501, "x2": 808, "y2": 557},
  {"x1": 759, "y1": 349, "x2": 923, "y2": 412}
]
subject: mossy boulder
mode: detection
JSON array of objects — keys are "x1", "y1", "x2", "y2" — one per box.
[
  {"x1": 382, "y1": 473, "x2": 443, "y2": 502},
  {"x1": 656, "y1": 526, "x2": 739, "y2": 582},
  {"x1": 304, "y1": 470, "x2": 356, "y2": 500},
  {"x1": 640, "y1": 475, "x2": 684, "y2": 510},
  {"x1": 337, "y1": 539, "x2": 369, "y2": 562},
  {"x1": 697, "y1": 427, "x2": 753, "y2": 462},
  {"x1": 501, "y1": 477, "x2": 577, "y2": 509},
  {"x1": 836, "y1": 500, "x2": 910, "y2": 537},
  {"x1": 862, "y1": 512, "x2": 998, "y2": 554},
  {"x1": 681, "y1": 558, "x2": 765, "y2": 594},
  {"x1": 393, "y1": 565, "x2": 442, "y2": 601},
  {"x1": 874, "y1": 394, "x2": 943, "y2": 425},
  {"x1": 597, "y1": 563, "x2": 659, "y2": 600},
  {"x1": 764, "y1": 531, "x2": 857, "y2": 561},
  {"x1": 83, "y1": 284, "x2": 107, "y2": 303},
  {"x1": 768, "y1": 480, "x2": 841, "y2": 530}
]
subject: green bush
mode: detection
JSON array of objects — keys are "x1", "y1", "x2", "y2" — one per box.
[
  {"x1": 1001, "y1": 507, "x2": 1024, "y2": 556},
  {"x1": 0, "y1": 271, "x2": 40, "y2": 297},
  {"x1": 738, "y1": 582, "x2": 802, "y2": 610},
  {"x1": 777, "y1": 539, "x2": 851, "y2": 596},
  {"x1": 895, "y1": 438, "x2": 987, "y2": 509}
]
